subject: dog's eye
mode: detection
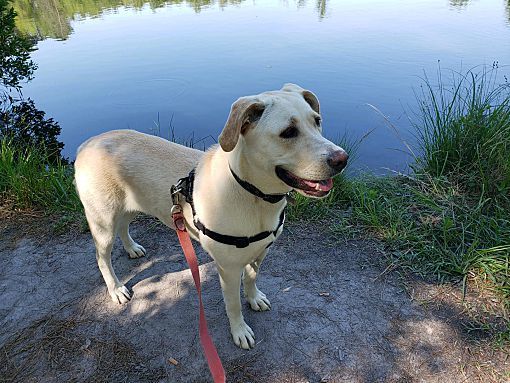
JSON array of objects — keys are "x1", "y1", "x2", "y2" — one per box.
[
  {"x1": 315, "y1": 116, "x2": 321, "y2": 126},
  {"x1": 280, "y1": 126, "x2": 299, "y2": 139}
]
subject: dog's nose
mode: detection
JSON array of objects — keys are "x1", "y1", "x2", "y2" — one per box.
[{"x1": 327, "y1": 150, "x2": 348, "y2": 171}]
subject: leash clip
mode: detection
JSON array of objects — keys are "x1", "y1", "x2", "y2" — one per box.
[
  {"x1": 170, "y1": 184, "x2": 182, "y2": 206},
  {"x1": 170, "y1": 185, "x2": 185, "y2": 231}
]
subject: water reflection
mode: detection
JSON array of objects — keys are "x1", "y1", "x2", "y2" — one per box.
[
  {"x1": 296, "y1": 0, "x2": 328, "y2": 19},
  {"x1": 507, "y1": 0, "x2": 510, "y2": 25},
  {"x1": 449, "y1": 0, "x2": 470, "y2": 8},
  {"x1": 13, "y1": 0, "x2": 244, "y2": 40},
  {"x1": 449, "y1": 0, "x2": 510, "y2": 25},
  {"x1": 14, "y1": 0, "x2": 331, "y2": 41},
  {"x1": 316, "y1": 0, "x2": 327, "y2": 19}
]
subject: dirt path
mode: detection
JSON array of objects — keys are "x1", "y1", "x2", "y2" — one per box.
[{"x1": 0, "y1": 217, "x2": 508, "y2": 382}]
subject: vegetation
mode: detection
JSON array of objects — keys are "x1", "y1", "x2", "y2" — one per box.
[
  {"x1": 0, "y1": 136, "x2": 78, "y2": 211},
  {"x1": 330, "y1": 175, "x2": 509, "y2": 302},
  {"x1": 1, "y1": 99, "x2": 65, "y2": 164},
  {"x1": 415, "y1": 67, "x2": 510, "y2": 202}
]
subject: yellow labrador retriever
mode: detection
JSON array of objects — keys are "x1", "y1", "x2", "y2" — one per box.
[{"x1": 74, "y1": 83, "x2": 348, "y2": 349}]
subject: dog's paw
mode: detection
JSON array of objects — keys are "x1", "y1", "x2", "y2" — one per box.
[
  {"x1": 125, "y1": 243, "x2": 146, "y2": 259},
  {"x1": 231, "y1": 321, "x2": 255, "y2": 350},
  {"x1": 109, "y1": 285, "x2": 132, "y2": 304},
  {"x1": 246, "y1": 290, "x2": 271, "y2": 311}
]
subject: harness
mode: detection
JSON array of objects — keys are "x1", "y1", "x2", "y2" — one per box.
[{"x1": 172, "y1": 167, "x2": 288, "y2": 248}]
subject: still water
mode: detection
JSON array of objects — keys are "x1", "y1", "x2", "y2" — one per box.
[{"x1": 16, "y1": 0, "x2": 510, "y2": 171}]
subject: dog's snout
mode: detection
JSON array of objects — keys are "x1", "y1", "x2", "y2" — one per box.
[{"x1": 327, "y1": 150, "x2": 348, "y2": 171}]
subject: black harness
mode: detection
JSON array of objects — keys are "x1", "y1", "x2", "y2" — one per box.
[{"x1": 173, "y1": 168, "x2": 288, "y2": 248}]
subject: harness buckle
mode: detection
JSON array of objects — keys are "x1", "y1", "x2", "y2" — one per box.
[{"x1": 235, "y1": 238, "x2": 250, "y2": 249}]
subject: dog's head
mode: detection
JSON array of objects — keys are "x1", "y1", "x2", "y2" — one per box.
[{"x1": 219, "y1": 83, "x2": 348, "y2": 198}]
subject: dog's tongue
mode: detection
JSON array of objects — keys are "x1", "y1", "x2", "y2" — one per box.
[{"x1": 303, "y1": 178, "x2": 333, "y2": 191}]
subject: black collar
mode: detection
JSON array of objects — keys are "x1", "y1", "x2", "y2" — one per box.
[{"x1": 229, "y1": 166, "x2": 288, "y2": 204}]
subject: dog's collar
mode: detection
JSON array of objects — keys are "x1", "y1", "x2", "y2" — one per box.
[{"x1": 229, "y1": 166, "x2": 288, "y2": 204}]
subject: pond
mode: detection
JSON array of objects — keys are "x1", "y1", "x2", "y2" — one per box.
[{"x1": 15, "y1": 0, "x2": 510, "y2": 171}]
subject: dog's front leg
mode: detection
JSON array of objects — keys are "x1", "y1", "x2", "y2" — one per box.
[
  {"x1": 217, "y1": 265, "x2": 255, "y2": 349},
  {"x1": 243, "y1": 250, "x2": 271, "y2": 311}
]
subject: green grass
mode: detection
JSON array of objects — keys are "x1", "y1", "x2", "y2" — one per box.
[
  {"x1": 414, "y1": 65, "x2": 510, "y2": 202},
  {"x1": 0, "y1": 136, "x2": 80, "y2": 212},
  {"x1": 331, "y1": 175, "x2": 509, "y2": 297}
]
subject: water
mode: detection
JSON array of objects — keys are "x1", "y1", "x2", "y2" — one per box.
[{"x1": 15, "y1": 0, "x2": 510, "y2": 171}]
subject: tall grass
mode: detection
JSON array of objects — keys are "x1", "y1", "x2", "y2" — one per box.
[
  {"x1": 0, "y1": 136, "x2": 79, "y2": 212},
  {"x1": 415, "y1": 66, "x2": 510, "y2": 203},
  {"x1": 409, "y1": 66, "x2": 510, "y2": 309}
]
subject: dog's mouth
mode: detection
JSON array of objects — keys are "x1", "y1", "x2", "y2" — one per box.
[{"x1": 275, "y1": 166, "x2": 333, "y2": 198}]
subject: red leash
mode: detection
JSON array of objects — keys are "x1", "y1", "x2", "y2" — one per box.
[{"x1": 172, "y1": 209, "x2": 226, "y2": 383}]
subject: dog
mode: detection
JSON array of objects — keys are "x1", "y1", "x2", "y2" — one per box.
[{"x1": 74, "y1": 83, "x2": 348, "y2": 349}]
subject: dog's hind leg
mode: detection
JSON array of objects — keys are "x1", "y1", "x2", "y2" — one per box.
[
  {"x1": 88, "y1": 215, "x2": 132, "y2": 304},
  {"x1": 118, "y1": 212, "x2": 146, "y2": 259},
  {"x1": 243, "y1": 250, "x2": 271, "y2": 311}
]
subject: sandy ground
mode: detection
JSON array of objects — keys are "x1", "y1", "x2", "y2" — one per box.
[{"x1": 0, "y1": 216, "x2": 508, "y2": 383}]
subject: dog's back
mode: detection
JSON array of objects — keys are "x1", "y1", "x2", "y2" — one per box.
[{"x1": 75, "y1": 129, "x2": 203, "y2": 218}]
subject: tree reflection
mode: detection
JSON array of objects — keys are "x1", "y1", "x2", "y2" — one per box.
[
  {"x1": 14, "y1": 0, "x2": 331, "y2": 40},
  {"x1": 449, "y1": 0, "x2": 470, "y2": 8},
  {"x1": 316, "y1": 0, "x2": 327, "y2": 19},
  {"x1": 12, "y1": 0, "x2": 243, "y2": 40},
  {"x1": 295, "y1": 0, "x2": 328, "y2": 19}
]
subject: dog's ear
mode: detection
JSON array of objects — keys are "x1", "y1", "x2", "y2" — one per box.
[
  {"x1": 301, "y1": 90, "x2": 320, "y2": 114},
  {"x1": 219, "y1": 97, "x2": 265, "y2": 152},
  {"x1": 281, "y1": 83, "x2": 320, "y2": 114}
]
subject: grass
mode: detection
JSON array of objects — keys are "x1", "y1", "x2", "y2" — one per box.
[
  {"x1": 0, "y1": 136, "x2": 80, "y2": 212},
  {"x1": 330, "y1": 175, "x2": 509, "y2": 296},
  {"x1": 415, "y1": 65, "x2": 510, "y2": 201}
]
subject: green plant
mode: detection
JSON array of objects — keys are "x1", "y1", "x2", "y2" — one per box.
[
  {"x1": 330, "y1": 174, "x2": 510, "y2": 307},
  {"x1": 414, "y1": 65, "x2": 510, "y2": 203},
  {"x1": 0, "y1": 137, "x2": 79, "y2": 211}
]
